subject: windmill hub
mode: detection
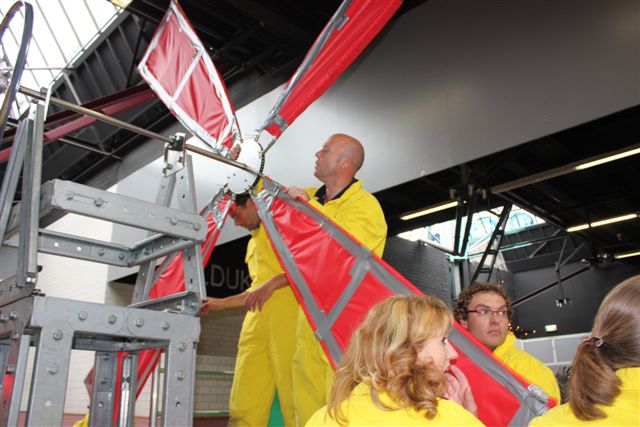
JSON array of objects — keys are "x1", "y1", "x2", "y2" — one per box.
[{"x1": 226, "y1": 138, "x2": 264, "y2": 194}]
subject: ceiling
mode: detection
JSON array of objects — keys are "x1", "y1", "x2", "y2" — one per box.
[
  {"x1": 378, "y1": 104, "x2": 640, "y2": 263},
  {"x1": 2, "y1": 0, "x2": 639, "y2": 270}
]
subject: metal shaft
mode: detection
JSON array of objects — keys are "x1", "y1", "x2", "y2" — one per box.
[{"x1": 18, "y1": 86, "x2": 261, "y2": 176}]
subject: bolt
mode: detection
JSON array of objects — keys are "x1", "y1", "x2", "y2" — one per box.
[
  {"x1": 161, "y1": 321, "x2": 170, "y2": 330},
  {"x1": 118, "y1": 253, "x2": 126, "y2": 260},
  {"x1": 193, "y1": 223, "x2": 201, "y2": 231},
  {"x1": 98, "y1": 401, "x2": 104, "y2": 408},
  {"x1": 100, "y1": 377, "x2": 109, "y2": 385},
  {"x1": 170, "y1": 217, "x2": 178, "y2": 225},
  {"x1": 135, "y1": 319, "x2": 144, "y2": 327},
  {"x1": 178, "y1": 342, "x2": 186, "y2": 352},
  {"x1": 0, "y1": 314, "x2": 6, "y2": 322},
  {"x1": 166, "y1": 164, "x2": 173, "y2": 170},
  {"x1": 108, "y1": 315, "x2": 117, "y2": 324},
  {"x1": 143, "y1": 248, "x2": 151, "y2": 255},
  {"x1": 98, "y1": 249, "x2": 105, "y2": 256},
  {"x1": 11, "y1": 332, "x2": 20, "y2": 341},
  {"x1": 47, "y1": 364, "x2": 59, "y2": 374},
  {"x1": 78, "y1": 311, "x2": 88, "y2": 321},
  {"x1": 176, "y1": 370, "x2": 185, "y2": 381},
  {"x1": 9, "y1": 312, "x2": 17, "y2": 321},
  {"x1": 65, "y1": 192, "x2": 75, "y2": 200},
  {"x1": 52, "y1": 330, "x2": 63, "y2": 340},
  {"x1": 94, "y1": 198, "x2": 104, "y2": 207},
  {"x1": 6, "y1": 364, "x2": 16, "y2": 374},
  {"x1": 102, "y1": 354, "x2": 110, "y2": 361}
]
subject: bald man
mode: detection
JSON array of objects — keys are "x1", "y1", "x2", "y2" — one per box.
[{"x1": 247, "y1": 134, "x2": 387, "y2": 426}]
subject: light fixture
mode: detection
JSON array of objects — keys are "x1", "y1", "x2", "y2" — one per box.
[
  {"x1": 400, "y1": 200, "x2": 458, "y2": 221},
  {"x1": 575, "y1": 147, "x2": 640, "y2": 170},
  {"x1": 567, "y1": 213, "x2": 638, "y2": 232},
  {"x1": 614, "y1": 249, "x2": 640, "y2": 260},
  {"x1": 566, "y1": 223, "x2": 589, "y2": 232},
  {"x1": 544, "y1": 324, "x2": 558, "y2": 332}
]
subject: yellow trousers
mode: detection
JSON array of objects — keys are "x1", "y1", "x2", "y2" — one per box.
[
  {"x1": 291, "y1": 309, "x2": 334, "y2": 427},
  {"x1": 229, "y1": 288, "x2": 298, "y2": 427}
]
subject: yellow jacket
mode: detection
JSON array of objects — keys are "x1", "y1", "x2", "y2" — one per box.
[
  {"x1": 305, "y1": 382, "x2": 484, "y2": 426},
  {"x1": 246, "y1": 226, "x2": 284, "y2": 291},
  {"x1": 230, "y1": 225, "x2": 299, "y2": 427},
  {"x1": 494, "y1": 333, "x2": 561, "y2": 402},
  {"x1": 293, "y1": 180, "x2": 387, "y2": 426},
  {"x1": 304, "y1": 180, "x2": 387, "y2": 257},
  {"x1": 529, "y1": 367, "x2": 639, "y2": 426}
]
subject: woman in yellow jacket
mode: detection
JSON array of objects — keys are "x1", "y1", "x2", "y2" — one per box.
[
  {"x1": 529, "y1": 275, "x2": 640, "y2": 426},
  {"x1": 306, "y1": 294, "x2": 483, "y2": 426}
]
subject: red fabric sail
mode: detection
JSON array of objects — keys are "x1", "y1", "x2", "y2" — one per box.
[
  {"x1": 138, "y1": 1, "x2": 237, "y2": 152},
  {"x1": 262, "y1": 0, "x2": 402, "y2": 138},
  {"x1": 254, "y1": 183, "x2": 556, "y2": 427}
]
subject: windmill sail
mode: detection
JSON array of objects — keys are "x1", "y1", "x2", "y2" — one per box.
[
  {"x1": 138, "y1": 1, "x2": 239, "y2": 153},
  {"x1": 259, "y1": 0, "x2": 402, "y2": 146},
  {"x1": 253, "y1": 178, "x2": 555, "y2": 427}
]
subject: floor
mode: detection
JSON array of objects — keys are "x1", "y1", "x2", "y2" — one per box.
[{"x1": 17, "y1": 413, "x2": 229, "y2": 426}]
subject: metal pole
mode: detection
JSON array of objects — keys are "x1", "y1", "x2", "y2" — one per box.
[
  {"x1": 511, "y1": 264, "x2": 591, "y2": 308},
  {"x1": 18, "y1": 86, "x2": 261, "y2": 176}
]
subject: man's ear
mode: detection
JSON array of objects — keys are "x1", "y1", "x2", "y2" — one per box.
[{"x1": 460, "y1": 319, "x2": 469, "y2": 329}]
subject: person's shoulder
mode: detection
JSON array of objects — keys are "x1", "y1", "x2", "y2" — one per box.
[
  {"x1": 346, "y1": 182, "x2": 383, "y2": 207},
  {"x1": 305, "y1": 406, "x2": 338, "y2": 426},
  {"x1": 529, "y1": 403, "x2": 577, "y2": 426},
  {"x1": 435, "y1": 399, "x2": 485, "y2": 425}
]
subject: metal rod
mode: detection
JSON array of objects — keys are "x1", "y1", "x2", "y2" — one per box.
[
  {"x1": 19, "y1": 85, "x2": 172, "y2": 143},
  {"x1": 511, "y1": 264, "x2": 591, "y2": 308},
  {"x1": 58, "y1": 136, "x2": 123, "y2": 159},
  {"x1": 18, "y1": 86, "x2": 261, "y2": 176},
  {"x1": 185, "y1": 143, "x2": 261, "y2": 175}
]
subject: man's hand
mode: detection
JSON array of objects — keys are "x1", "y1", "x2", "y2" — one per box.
[
  {"x1": 444, "y1": 365, "x2": 478, "y2": 416},
  {"x1": 285, "y1": 187, "x2": 309, "y2": 201},
  {"x1": 200, "y1": 297, "x2": 226, "y2": 315},
  {"x1": 245, "y1": 283, "x2": 275, "y2": 312},
  {"x1": 228, "y1": 144, "x2": 241, "y2": 161}
]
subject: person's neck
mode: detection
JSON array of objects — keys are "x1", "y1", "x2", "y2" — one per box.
[{"x1": 323, "y1": 175, "x2": 353, "y2": 201}]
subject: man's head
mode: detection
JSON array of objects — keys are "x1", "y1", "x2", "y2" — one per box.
[
  {"x1": 454, "y1": 282, "x2": 512, "y2": 350},
  {"x1": 314, "y1": 133, "x2": 364, "y2": 184},
  {"x1": 230, "y1": 193, "x2": 260, "y2": 231}
]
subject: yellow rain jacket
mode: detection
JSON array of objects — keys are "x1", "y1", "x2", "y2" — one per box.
[
  {"x1": 292, "y1": 180, "x2": 387, "y2": 427},
  {"x1": 494, "y1": 332, "x2": 561, "y2": 402},
  {"x1": 529, "y1": 367, "x2": 639, "y2": 426},
  {"x1": 305, "y1": 382, "x2": 484, "y2": 426},
  {"x1": 229, "y1": 225, "x2": 298, "y2": 427}
]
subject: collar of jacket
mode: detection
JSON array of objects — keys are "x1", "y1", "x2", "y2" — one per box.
[
  {"x1": 493, "y1": 332, "x2": 517, "y2": 357},
  {"x1": 314, "y1": 178, "x2": 359, "y2": 205}
]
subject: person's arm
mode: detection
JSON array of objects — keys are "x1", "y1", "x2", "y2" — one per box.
[
  {"x1": 285, "y1": 187, "x2": 310, "y2": 201},
  {"x1": 245, "y1": 273, "x2": 289, "y2": 311},
  {"x1": 200, "y1": 292, "x2": 249, "y2": 315}
]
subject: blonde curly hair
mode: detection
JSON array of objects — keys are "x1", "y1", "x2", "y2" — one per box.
[{"x1": 327, "y1": 294, "x2": 452, "y2": 425}]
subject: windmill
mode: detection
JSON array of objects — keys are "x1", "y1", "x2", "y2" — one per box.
[
  {"x1": 135, "y1": 2, "x2": 556, "y2": 426},
  {"x1": 0, "y1": 0, "x2": 555, "y2": 425}
]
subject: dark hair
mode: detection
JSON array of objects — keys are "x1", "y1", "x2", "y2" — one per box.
[
  {"x1": 234, "y1": 193, "x2": 251, "y2": 206},
  {"x1": 569, "y1": 275, "x2": 640, "y2": 420},
  {"x1": 453, "y1": 282, "x2": 512, "y2": 322}
]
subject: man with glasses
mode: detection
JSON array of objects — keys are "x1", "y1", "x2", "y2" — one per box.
[{"x1": 454, "y1": 282, "x2": 560, "y2": 401}]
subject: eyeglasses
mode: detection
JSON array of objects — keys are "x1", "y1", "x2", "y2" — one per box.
[{"x1": 466, "y1": 309, "x2": 509, "y2": 318}]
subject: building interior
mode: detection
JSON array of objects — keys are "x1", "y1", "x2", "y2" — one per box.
[{"x1": 1, "y1": 0, "x2": 639, "y2": 425}]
